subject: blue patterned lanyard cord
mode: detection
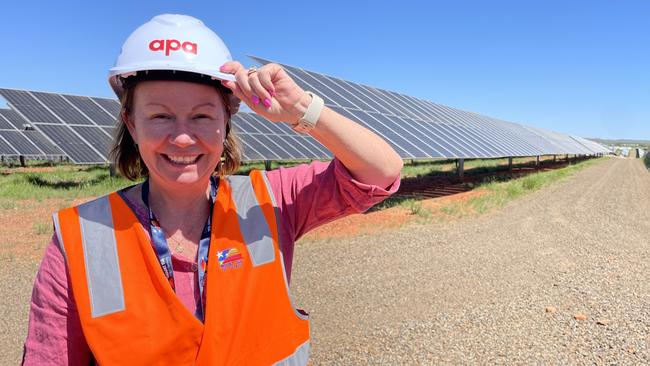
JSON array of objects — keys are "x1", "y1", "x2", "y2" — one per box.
[{"x1": 141, "y1": 177, "x2": 217, "y2": 322}]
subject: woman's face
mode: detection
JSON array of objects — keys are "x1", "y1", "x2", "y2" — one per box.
[{"x1": 126, "y1": 80, "x2": 227, "y2": 190}]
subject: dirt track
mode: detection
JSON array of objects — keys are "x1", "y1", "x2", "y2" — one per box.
[
  {"x1": 291, "y1": 157, "x2": 650, "y2": 364},
  {"x1": 2, "y1": 157, "x2": 649, "y2": 364}
]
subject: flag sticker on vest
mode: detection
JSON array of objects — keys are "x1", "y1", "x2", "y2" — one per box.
[{"x1": 218, "y1": 248, "x2": 243, "y2": 270}]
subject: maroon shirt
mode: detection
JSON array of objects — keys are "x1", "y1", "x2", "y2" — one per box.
[{"x1": 22, "y1": 159, "x2": 400, "y2": 365}]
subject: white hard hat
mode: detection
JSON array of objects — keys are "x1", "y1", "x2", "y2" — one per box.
[{"x1": 108, "y1": 14, "x2": 236, "y2": 98}]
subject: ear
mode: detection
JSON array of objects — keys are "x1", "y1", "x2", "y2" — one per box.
[{"x1": 121, "y1": 109, "x2": 138, "y2": 143}]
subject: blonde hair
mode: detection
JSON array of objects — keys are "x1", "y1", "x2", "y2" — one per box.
[{"x1": 109, "y1": 81, "x2": 242, "y2": 181}]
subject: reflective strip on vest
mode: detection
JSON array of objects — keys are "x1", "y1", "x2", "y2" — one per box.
[
  {"x1": 52, "y1": 213, "x2": 67, "y2": 261},
  {"x1": 273, "y1": 340, "x2": 310, "y2": 366},
  {"x1": 227, "y1": 175, "x2": 276, "y2": 267},
  {"x1": 278, "y1": 250, "x2": 310, "y2": 321},
  {"x1": 259, "y1": 169, "x2": 279, "y2": 208},
  {"x1": 258, "y1": 171, "x2": 309, "y2": 321},
  {"x1": 77, "y1": 196, "x2": 125, "y2": 318}
]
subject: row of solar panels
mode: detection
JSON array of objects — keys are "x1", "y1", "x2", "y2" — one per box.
[
  {"x1": 251, "y1": 56, "x2": 609, "y2": 158},
  {"x1": 0, "y1": 56, "x2": 609, "y2": 164}
]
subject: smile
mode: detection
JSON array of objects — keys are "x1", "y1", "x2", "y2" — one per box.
[{"x1": 162, "y1": 154, "x2": 202, "y2": 165}]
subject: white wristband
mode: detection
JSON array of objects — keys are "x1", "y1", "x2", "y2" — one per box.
[{"x1": 292, "y1": 92, "x2": 324, "y2": 134}]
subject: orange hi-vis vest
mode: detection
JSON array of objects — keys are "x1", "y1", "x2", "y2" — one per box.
[{"x1": 53, "y1": 170, "x2": 310, "y2": 365}]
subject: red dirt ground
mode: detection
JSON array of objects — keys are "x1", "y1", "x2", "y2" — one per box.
[
  {"x1": 301, "y1": 188, "x2": 489, "y2": 241},
  {"x1": 0, "y1": 166, "x2": 59, "y2": 175},
  {"x1": 0, "y1": 198, "x2": 89, "y2": 262}
]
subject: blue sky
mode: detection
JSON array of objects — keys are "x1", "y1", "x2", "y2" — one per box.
[{"x1": 1, "y1": 0, "x2": 648, "y2": 140}]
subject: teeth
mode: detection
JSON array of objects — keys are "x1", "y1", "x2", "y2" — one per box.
[{"x1": 166, "y1": 155, "x2": 199, "y2": 164}]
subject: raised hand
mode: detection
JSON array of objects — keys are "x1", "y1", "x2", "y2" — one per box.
[{"x1": 219, "y1": 61, "x2": 311, "y2": 124}]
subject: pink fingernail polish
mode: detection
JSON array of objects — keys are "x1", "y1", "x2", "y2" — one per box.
[
  {"x1": 219, "y1": 65, "x2": 226, "y2": 72},
  {"x1": 251, "y1": 95, "x2": 260, "y2": 105},
  {"x1": 263, "y1": 98, "x2": 272, "y2": 108}
]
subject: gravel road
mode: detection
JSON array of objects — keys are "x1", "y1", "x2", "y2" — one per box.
[
  {"x1": 291, "y1": 157, "x2": 650, "y2": 365},
  {"x1": 2, "y1": 157, "x2": 648, "y2": 365}
]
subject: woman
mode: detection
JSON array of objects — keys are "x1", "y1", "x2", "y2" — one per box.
[{"x1": 22, "y1": 14, "x2": 402, "y2": 365}]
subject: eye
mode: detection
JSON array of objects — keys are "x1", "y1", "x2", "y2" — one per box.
[
  {"x1": 193, "y1": 114, "x2": 213, "y2": 120},
  {"x1": 151, "y1": 114, "x2": 171, "y2": 120}
]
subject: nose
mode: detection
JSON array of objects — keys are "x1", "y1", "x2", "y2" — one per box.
[{"x1": 168, "y1": 119, "x2": 196, "y2": 147}]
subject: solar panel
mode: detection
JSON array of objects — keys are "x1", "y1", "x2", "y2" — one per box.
[
  {"x1": 1, "y1": 59, "x2": 610, "y2": 164},
  {"x1": 425, "y1": 122, "x2": 468, "y2": 157},
  {"x1": 279, "y1": 65, "x2": 340, "y2": 107},
  {"x1": 91, "y1": 97, "x2": 121, "y2": 117},
  {"x1": 283, "y1": 135, "x2": 313, "y2": 158},
  {"x1": 381, "y1": 116, "x2": 445, "y2": 157},
  {"x1": 0, "y1": 89, "x2": 62, "y2": 123},
  {"x1": 70, "y1": 126, "x2": 112, "y2": 158},
  {"x1": 0, "y1": 134, "x2": 19, "y2": 155},
  {"x1": 31, "y1": 92, "x2": 95, "y2": 125},
  {"x1": 102, "y1": 127, "x2": 115, "y2": 138},
  {"x1": 301, "y1": 136, "x2": 332, "y2": 158},
  {"x1": 23, "y1": 130, "x2": 64, "y2": 155},
  {"x1": 0, "y1": 108, "x2": 30, "y2": 129},
  {"x1": 0, "y1": 112, "x2": 14, "y2": 130},
  {"x1": 572, "y1": 136, "x2": 609, "y2": 154},
  {"x1": 328, "y1": 106, "x2": 412, "y2": 158},
  {"x1": 240, "y1": 115, "x2": 306, "y2": 159},
  {"x1": 345, "y1": 108, "x2": 426, "y2": 158},
  {"x1": 0, "y1": 88, "x2": 119, "y2": 162},
  {"x1": 0, "y1": 130, "x2": 41, "y2": 155},
  {"x1": 238, "y1": 133, "x2": 282, "y2": 160},
  {"x1": 37, "y1": 124, "x2": 105, "y2": 163},
  {"x1": 235, "y1": 134, "x2": 265, "y2": 161},
  {"x1": 335, "y1": 77, "x2": 395, "y2": 115},
  {"x1": 63, "y1": 95, "x2": 117, "y2": 126},
  {"x1": 228, "y1": 112, "x2": 332, "y2": 161},
  {"x1": 395, "y1": 117, "x2": 449, "y2": 157},
  {"x1": 248, "y1": 55, "x2": 613, "y2": 160}
]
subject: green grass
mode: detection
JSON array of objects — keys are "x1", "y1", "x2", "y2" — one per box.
[
  {"x1": 398, "y1": 198, "x2": 431, "y2": 218},
  {"x1": 32, "y1": 222, "x2": 50, "y2": 235},
  {"x1": 441, "y1": 157, "x2": 604, "y2": 217},
  {"x1": 0, "y1": 165, "x2": 136, "y2": 200}
]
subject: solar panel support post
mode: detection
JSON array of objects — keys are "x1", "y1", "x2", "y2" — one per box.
[
  {"x1": 536, "y1": 155, "x2": 540, "y2": 169},
  {"x1": 264, "y1": 160, "x2": 272, "y2": 171},
  {"x1": 19, "y1": 155, "x2": 25, "y2": 167},
  {"x1": 109, "y1": 163, "x2": 116, "y2": 177},
  {"x1": 457, "y1": 158, "x2": 464, "y2": 181},
  {"x1": 508, "y1": 157, "x2": 513, "y2": 172}
]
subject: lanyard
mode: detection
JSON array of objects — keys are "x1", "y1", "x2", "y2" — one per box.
[{"x1": 141, "y1": 177, "x2": 217, "y2": 322}]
